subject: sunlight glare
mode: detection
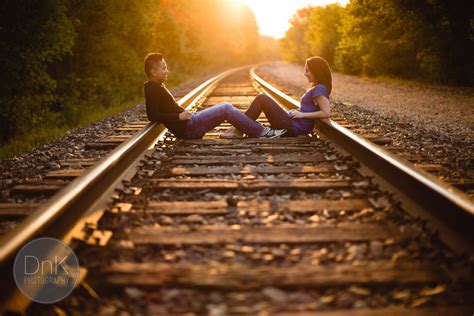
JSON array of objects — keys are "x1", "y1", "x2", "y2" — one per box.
[{"x1": 232, "y1": 0, "x2": 349, "y2": 39}]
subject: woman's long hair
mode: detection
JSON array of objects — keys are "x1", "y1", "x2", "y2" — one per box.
[{"x1": 306, "y1": 56, "x2": 332, "y2": 94}]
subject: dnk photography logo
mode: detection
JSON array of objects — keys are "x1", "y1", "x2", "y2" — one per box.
[{"x1": 13, "y1": 237, "x2": 80, "y2": 304}]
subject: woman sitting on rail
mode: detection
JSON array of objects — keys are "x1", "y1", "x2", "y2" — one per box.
[
  {"x1": 221, "y1": 56, "x2": 332, "y2": 138},
  {"x1": 144, "y1": 53, "x2": 287, "y2": 139}
]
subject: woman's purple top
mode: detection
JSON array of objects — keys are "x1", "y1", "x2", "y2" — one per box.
[{"x1": 289, "y1": 84, "x2": 329, "y2": 135}]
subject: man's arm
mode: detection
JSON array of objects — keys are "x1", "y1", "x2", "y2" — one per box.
[{"x1": 146, "y1": 83, "x2": 185, "y2": 122}]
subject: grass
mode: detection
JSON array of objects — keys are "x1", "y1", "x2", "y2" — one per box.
[
  {"x1": 0, "y1": 126, "x2": 70, "y2": 160},
  {"x1": 359, "y1": 73, "x2": 425, "y2": 86},
  {"x1": 0, "y1": 97, "x2": 142, "y2": 160},
  {"x1": 358, "y1": 73, "x2": 454, "y2": 89}
]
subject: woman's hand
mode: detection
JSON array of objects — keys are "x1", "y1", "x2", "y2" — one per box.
[
  {"x1": 179, "y1": 110, "x2": 193, "y2": 120},
  {"x1": 289, "y1": 110, "x2": 306, "y2": 119}
]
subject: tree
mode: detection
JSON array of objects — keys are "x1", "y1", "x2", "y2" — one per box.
[
  {"x1": 0, "y1": 0, "x2": 263, "y2": 149},
  {"x1": 282, "y1": 0, "x2": 473, "y2": 84},
  {"x1": 306, "y1": 4, "x2": 344, "y2": 65},
  {"x1": 56, "y1": 0, "x2": 156, "y2": 123},
  {"x1": 335, "y1": 0, "x2": 428, "y2": 77},
  {"x1": 397, "y1": 0, "x2": 474, "y2": 84},
  {"x1": 0, "y1": 0, "x2": 75, "y2": 143},
  {"x1": 280, "y1": 7, "x2": 313, "y2": 63}
]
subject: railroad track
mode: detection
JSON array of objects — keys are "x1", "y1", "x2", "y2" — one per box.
[
  {"x1": 0, "y1": 67, "x2": 473, "y2": 315},
  {"x1": 255, "y1": 72, "x2": 474, "y2": 197}
]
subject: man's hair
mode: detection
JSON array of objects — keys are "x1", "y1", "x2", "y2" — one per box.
[{"x1": 144, "y1": 53, "x2": 164, "y2": 77}]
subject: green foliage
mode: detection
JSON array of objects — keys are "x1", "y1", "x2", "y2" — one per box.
[
  {"x1": 306, "y1": 4, "x2": 344, "y2": 65},
  {"x1": 335, "y1": 0, "x2": 428, "y2": 78},
  {"x1": 282, "y1": 0, "x2": 474, "y2": 85},
  {"x1": 0, "y1": 97, "x2": 140, "y2": 160},
  {"x1": 56, "y1": 0, "x2": 156, "y2": 125},
  {"x1": 396, "y1": 0, "x2": 474, "y2": 84},
  {"x1": 0, "y1": 124, "x2": 68, "y2": 160},
  {"x1": 0, "y1": 0, "x2": 75, "y2": 143},
  {"x1": 280, "y1": 7, "x2": 312, "y2": 64},
  {"x1": 1, "y1": 0, "x2": 263, "y2": 157},
  {"x1": 280, "y1": 5, "x2": 344, "y2": 65},
  {"x1": 333, "y1": 9, "x2": 362, "y2": 75}
]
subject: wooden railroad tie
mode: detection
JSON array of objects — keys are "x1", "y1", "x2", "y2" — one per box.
[
  {"x1": 148, "y1": 178, "x2": 354, "y2": 191},
  {"x1": 146, "y1": 199, "x2": 371, "y2": 215},
  {"x1": 128, "y1": 224, "x2": 406, "y2": 245},
  {"x1": 102, "y1": 260, "x2": 470, "y2": 288}
]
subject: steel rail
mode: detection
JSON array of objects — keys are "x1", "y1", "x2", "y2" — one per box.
[
  {"x1": 250, "y1": 67, "x2": 474, "y2": 249},
  {"x1": 0, "y1": 66, "x2": 243, "y2": 310}
]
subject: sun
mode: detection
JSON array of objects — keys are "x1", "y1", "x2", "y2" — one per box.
[{"x1": 230, "y1": 0, "x2": 349, "y2": 39}]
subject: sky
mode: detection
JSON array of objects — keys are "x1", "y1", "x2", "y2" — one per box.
[{"x1": 235, "y1": 0, "x2": 350, "y2": 39}]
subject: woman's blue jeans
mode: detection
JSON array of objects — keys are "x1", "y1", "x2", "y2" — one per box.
[{"x1": 183, "y1": 102, "x2": 264, "y2": 139}]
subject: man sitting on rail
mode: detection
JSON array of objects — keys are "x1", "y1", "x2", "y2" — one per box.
[{"x1": 143, "y1": 52, "x2": 286, "y2": 139}]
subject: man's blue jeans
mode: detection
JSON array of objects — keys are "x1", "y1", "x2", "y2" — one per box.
[{"x1": 183, "y1": 103, "x2": 264, "y2": 139}]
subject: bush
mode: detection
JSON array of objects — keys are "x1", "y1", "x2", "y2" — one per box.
[
  {"x1": 282, "y1": 0, "x2": 474, "y2": 85},
  {"x1": 0, "y1": 0, "x2": 75, "y2": 143}
]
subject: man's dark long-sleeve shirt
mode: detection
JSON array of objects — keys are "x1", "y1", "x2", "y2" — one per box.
[{"x1": 144, "y1": 81, "x2": 188, "y2": 138}]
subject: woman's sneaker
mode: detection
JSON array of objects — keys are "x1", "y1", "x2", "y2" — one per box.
[
  {"x1": 219, "y1": 127, "x2": 244, "y2": 139},
  {"x1": 260, "y1": 127, "x2": 287, "y2": 138}
]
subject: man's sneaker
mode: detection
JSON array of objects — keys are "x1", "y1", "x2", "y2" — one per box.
[
  {"x1": 219, "y1": 127, "x2": 244, "y2": 139},
  {"x1": 260, "y1": 127, "x2": 287, "y2": 138}
]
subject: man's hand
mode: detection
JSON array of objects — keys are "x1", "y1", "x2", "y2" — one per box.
[
  {"x1": 179, "y1": 110, "x2": 193, "y2": 120},
  {"x1": 289, "y1": 110, "x2": 306, "y2": 119}
]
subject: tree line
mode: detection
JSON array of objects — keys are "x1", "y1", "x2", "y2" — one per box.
[
  {"x1": 281, "y1": 0, "x2": 473, "y2": 85},
  {"x1": 0, "y1": 0, "x2": 277, "y2": 149}
]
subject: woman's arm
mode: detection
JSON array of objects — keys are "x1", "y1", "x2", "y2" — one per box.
[{"x1": 289, "y1": 95, "x2": 330, "y2": 119}]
